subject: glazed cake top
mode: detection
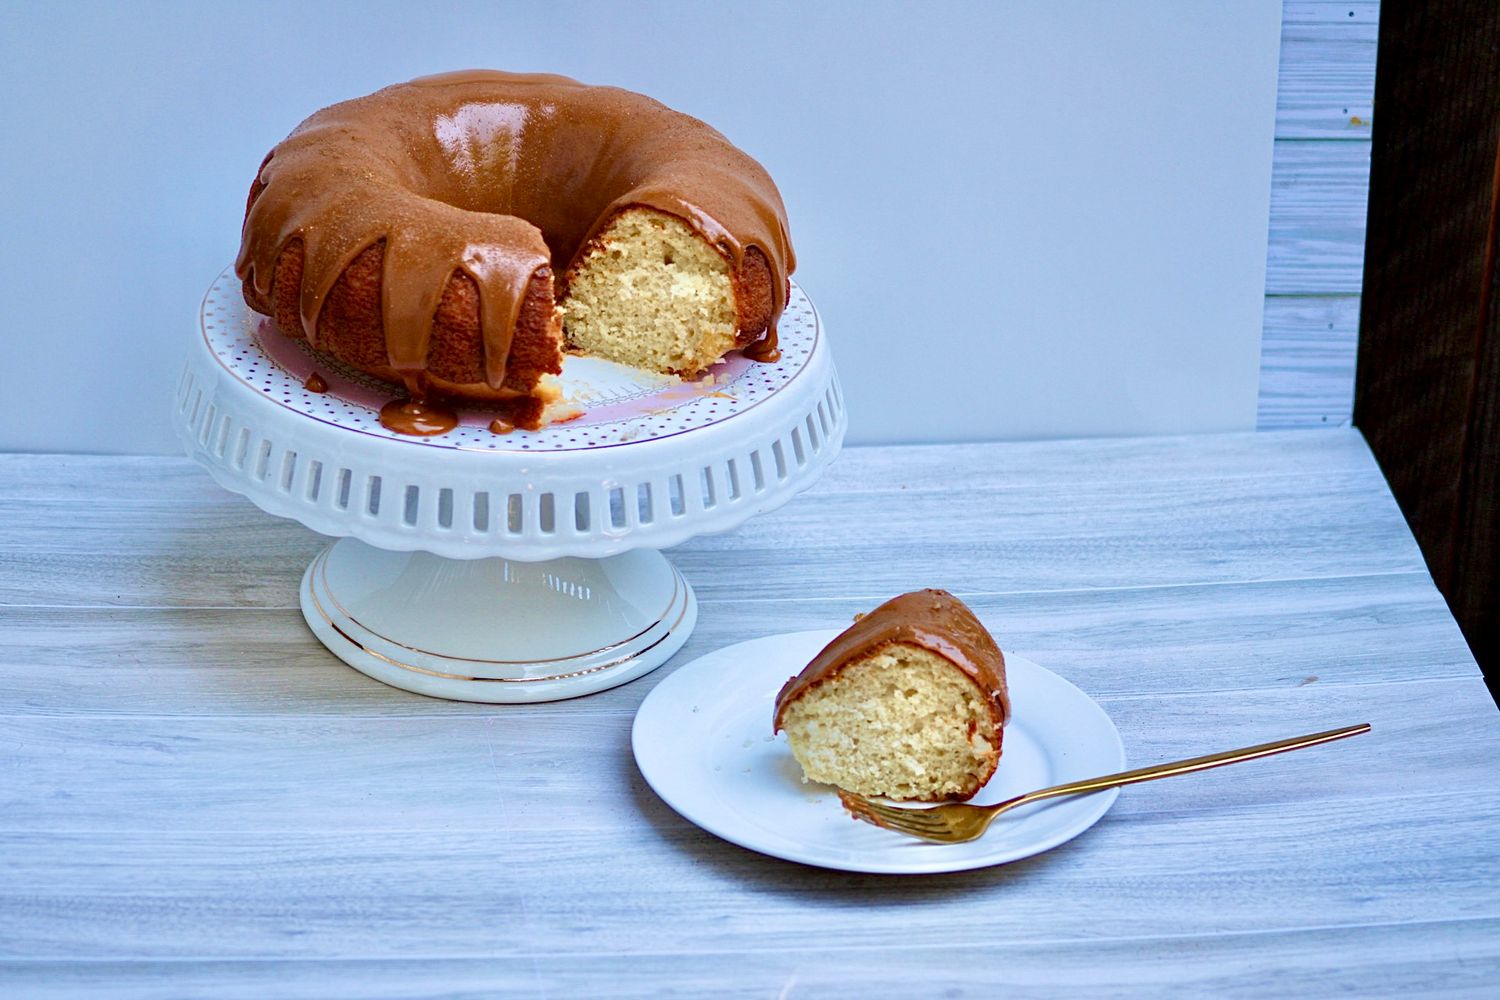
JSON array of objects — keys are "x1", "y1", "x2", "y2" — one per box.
[{"x1": 773, "y1": 589, "x2": 1010, "y2": 730}]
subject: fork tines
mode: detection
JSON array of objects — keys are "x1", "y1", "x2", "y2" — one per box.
[{"x1": 837, "y1": 791, "x2": 951, "y2": 835}]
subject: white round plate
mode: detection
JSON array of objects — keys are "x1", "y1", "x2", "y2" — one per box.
[{"x1": 632, "y1": 629, "x2": 1125, "y2": 874}]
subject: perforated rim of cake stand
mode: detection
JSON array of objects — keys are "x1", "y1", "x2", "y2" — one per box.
[{"x1": 175, "y1": 267, "x2": 847, "y2": 561}]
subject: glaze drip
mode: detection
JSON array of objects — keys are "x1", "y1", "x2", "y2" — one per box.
[
  {"x1": 236, "y1": 71, "x2": 794, "y2": 392},
  {"x1": 379, "y1": 398, "x2": 460, "y2": 436},
  {"x1": 742, "y1": 338, "x2": 781, "y2": 363}
]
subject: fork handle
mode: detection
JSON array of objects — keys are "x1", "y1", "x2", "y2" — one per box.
[{"x1": 1007, "y1": 722, "x2": 1371, "y2": 811}]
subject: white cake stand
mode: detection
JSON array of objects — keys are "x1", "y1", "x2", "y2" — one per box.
[{"x1": 173, "y1": 269, "x2": 845, "y2": 702}]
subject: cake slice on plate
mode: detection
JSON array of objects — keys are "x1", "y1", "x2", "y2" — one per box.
[{"x1": 773, "y1": 589, "x2": 1009, "y2": 802}]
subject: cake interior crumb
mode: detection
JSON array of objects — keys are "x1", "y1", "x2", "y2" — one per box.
[
  {"x1": 779, "y1": 643, "x2": 999, "y2": 800},
  {"x1": 562, "y1": 209, "x2": 739, "y2": 378}
]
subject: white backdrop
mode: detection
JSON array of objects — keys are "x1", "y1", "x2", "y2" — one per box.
[{"x1": 0, "y1": 0, "x2": 1281, "y2": 454}]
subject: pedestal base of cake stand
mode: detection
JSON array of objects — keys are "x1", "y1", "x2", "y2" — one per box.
[
  {"x1": 185, "y1": 267, "x2": 840, "y2": 703},
  {"x1": 299, "y1": 537, "x2": 697, "y2": 703}
]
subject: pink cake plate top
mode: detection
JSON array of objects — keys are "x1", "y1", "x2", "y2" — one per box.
[{"x1": 199, "y1": 268, "x2": 821, "y2": 453}]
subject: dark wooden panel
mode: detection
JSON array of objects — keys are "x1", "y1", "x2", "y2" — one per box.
[
  {"x1": 1453, "y1": 148, "x2": 1500, "y2": 674},
  {"x1": 1355, "y1": 1, "x2": 1500, "y2": 693}
]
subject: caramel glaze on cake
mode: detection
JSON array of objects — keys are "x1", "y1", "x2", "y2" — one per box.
[
  {"x1": 774, "y1": 589, "x2": 1011, "y2": 737},
  {"x1": 237, "y1": 70, "x2": 795, "y2": 431}
]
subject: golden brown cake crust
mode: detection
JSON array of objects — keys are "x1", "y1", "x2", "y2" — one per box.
[
  {"x1": 244, "y1": 236, "x2": 561, "y2": 423},
  {"x1": 236, "y1": 70, "x2": 794, "y2": 416},
  {"x1": 773, "y1": 590, "x2": 1011, "y2": 733}
]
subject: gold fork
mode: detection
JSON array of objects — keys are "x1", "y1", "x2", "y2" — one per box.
[{"x1": 838, "y1": 722, "x2": 1371, "y2": 843}]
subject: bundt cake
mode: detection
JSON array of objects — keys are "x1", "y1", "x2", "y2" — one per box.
[
  {"x1": 236, "y1": 70, "x2": 794, "y2": 433},
  {"x1": 773, "y1": 590, "x2": 1010, "y2": 802}
]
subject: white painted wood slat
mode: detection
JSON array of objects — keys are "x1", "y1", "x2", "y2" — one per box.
[
  {"x1": 0, "y1": 460, "x2": 1423, "y2": 608},
  {"x1": 2, "y1": 678, "x2": 1495, "y2": 837},
  {"x1": 0, "y1": 572, "x2": 1477, "y2": 719},
  {"x1": 2, "y1": 793, "x2": 1497, "y2": 959},
  {"x1": 0, "y1": 428, "x2": 1382, "y2": 499},
  {"x1": 1257, "y1": 294, "x2": 1360, "y2": 428},
  {"x1": 2, "y1": 919, "x2": 1496, "y2": 1000},
  {"x1": 1265, "y1": 141, "x2": 1373, "y2": 295},
  {"x1": 1276, "y1": 2, "x2": 1378, "y2": 139}
]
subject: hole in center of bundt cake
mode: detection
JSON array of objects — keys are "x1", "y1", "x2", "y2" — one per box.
[
  {"x1": 421, "y1": 107, "x2": 746, "y2": 382},
  {"x1": 426, "y1": 101, "x2": 616, "y2": 265}
]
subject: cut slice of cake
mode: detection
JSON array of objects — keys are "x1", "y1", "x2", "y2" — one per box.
[{"x1": 773, "y1": 590, "x2": 1009, "y2": 802}]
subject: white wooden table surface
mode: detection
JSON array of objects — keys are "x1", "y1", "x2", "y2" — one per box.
[{"x1": 2, "y1": 428, "x2": 1498, "y2": 997}]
